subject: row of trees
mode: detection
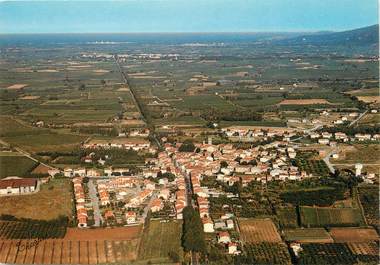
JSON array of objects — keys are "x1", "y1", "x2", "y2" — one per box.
[
  {"x1": 181, "y1": 206, "x2": 206, "y2": 254},
  {"x1": 200, "y1": 109, "x2": 263, "y2": 122}
]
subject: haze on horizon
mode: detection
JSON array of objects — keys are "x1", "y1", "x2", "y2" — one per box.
[{"x1": 0, "y1": 0, "x2": 378, "y2": 34}]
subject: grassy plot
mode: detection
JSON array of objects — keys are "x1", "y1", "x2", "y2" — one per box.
[
  {"x1": 300, "y1": 206, "x2": 366, "y2": 227},
  {"x1": 0, "y1": 178, "x2": 73, "y2": 221},
  {"x1": 2, "y1": 133, "x2": 86, "y2": 153},
  {"x1": 0, "y1": 155, "x2": 37, "y2": 178},
  {"x1": 138, "y1": 220, "x2": 183, "y2": 263},
  {"x1": 283, "y1": 228, "x2": 333, "y2": 243},
  {"x1": 276, "y1": 207, "x2": 299, "y2": 228}
]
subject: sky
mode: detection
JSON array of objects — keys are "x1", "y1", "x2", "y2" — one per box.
[{"x1": 0, "y1": 0, "x2": 378, "y2": 33}]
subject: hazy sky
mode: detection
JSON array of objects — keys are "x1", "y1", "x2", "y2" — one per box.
[{"x1": 0, "y1": 0, "x2": 378, "y2": 33}]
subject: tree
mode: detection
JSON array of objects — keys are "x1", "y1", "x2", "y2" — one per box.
[
  {"x1": 179, "y1": 139, "x2": 196, "y2": 152},
  {"x1": 182, "y1": 206, "x2": 206, "y2": 254},
  {"x1": 220, "y1": 161, "x2": 228, "y2": 168}
]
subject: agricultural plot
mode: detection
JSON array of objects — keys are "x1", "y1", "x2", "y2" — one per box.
[
  {"x1": 0, "y1": 239, "x2": 139, "y2": 264},
  {"x1": 238, "y1": 218, "x2": 282, "y2": 243},
  {"x1": 297, "y1": 243, "x2": 379, "y2": 265},
  {"x1": 283, "y1": 228, "x2": 333, "y2": 243},
  {"x1": 138, "y1": 220, "x2": 183, "y2": 263},
  {"x1": 294, "y1": 156, "x2": 330, "y2": 176},
  {"x1": 300, "y1": 206, "x2": 366, "y2": 227},
  {"x1": 235, "y1": 243, "x2": 292, "y2": 265},
  {"x1": 358, "y1": 186, "x2": 379, "y2": 226},
  {"x1": 0, "y1": 179, "x2": 73, "y2": 221},
  {"x1": 276, "y1": 207, "x2": 299, "y2": 228},
  {"x1": 0, "y1": 154, "x2": 37, "y2": 178},
  {"x1": 0, "y1": 221, "x2": 66, "y2": 239},
  {"x1": 329, "y1": 227, "x2": 379, "y2": 243}
]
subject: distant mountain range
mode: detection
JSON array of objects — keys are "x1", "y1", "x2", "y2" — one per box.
[{"x1": 279, "y1": 24, "x2": 379, "y2": 46}]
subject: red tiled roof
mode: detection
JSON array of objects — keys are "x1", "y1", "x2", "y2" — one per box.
[{"x1": 0, "y1": 178, "x2": 37, "y2": 189}]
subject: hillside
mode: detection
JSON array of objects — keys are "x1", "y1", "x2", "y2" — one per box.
[{"x1": 279, "y1": 24, "x2": 379, "y2": 46}]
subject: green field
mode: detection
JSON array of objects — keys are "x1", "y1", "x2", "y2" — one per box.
[
  {"x1": 138, "y1": 220, "x2": 184, "y2": 263},
  {"x1": 276, "y1": 207, "x2": 299, "y2": 228},
  {"x1": 0, "y1": 155, "x2": 38, "y2": 178},
  {"x1": 283, "y1": 228, "x2": 333, "y2": 243},
  {"x1": 300, "y1": 206, "x2": 366, "y2": 227}
]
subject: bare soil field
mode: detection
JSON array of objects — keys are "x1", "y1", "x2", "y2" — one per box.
[
  {"x1": 6, "y1": 84, "x2": 28, "y2": 90},
  {"x1": 19, "y1": 96, "x2": 41, "y2": 100},
  {"x1": 329, "y1": 227, "x2": 379, "y2": 243},
  {"x1": 278, "y1": 99, "x2": 332, "y2": 105},
  {"x1": 357, "y1": 96, "x2": 380, "y2": 103},
  {"x1": 30, "y1": 163, "x2": 51, "y2": 174},
  {"x1": 347, "y1": 242, "x2": 379, "y2": 255},
  {"x1": 0, "y1": 238, "x2": 140, "y2": 264},
  {"x1": 238, "y1": 218, "x2": 282, "y2": 243},
  {"x1": 64, "y1": 225, "x2": 142, "y2": 241}
]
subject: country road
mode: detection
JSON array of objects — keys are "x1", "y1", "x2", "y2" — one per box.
[
  {"x1": 0, "y1": 138, "x2": 58, "y2": 171},
  {"x1": 349, "y1": 110, "x2": 368, "y2": 127}
]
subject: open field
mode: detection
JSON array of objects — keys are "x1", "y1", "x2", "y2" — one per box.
[
  {"x1": 278, "y1": 99, "x2": 332, "y2": 105},
  {"x1": 329, "y1": 227, "x2": 379, "y2": 243},
  {"x1": 0, "y1": 155, "x2": 37, "y2": 178},
  {"x1": 284, "y1": 228, "x2": 333, "y2": 243},
  {"x1": 276, "y1": 207, "x2": 299, "y2": 228},
  {"x1": 300, "y1": 206, "x2": 366, "y2": 227},
  {"x1": 0, "y1": 239, "x2": 139, "y2": 264},
  {"x1": 138, "y1": 220, "x2": 183, "y2": 263},
  {"x1": 336, "y1": 144, "x2": 380, "y2": 164},
  {"x1": 238, "y1": 218, "x2": 282, "y2": 243},
  {"x1": 0, "y1": 179, "x2": 73, "y2": 221},
  {"x1": 357, "y1": 96, "x2": 380, "y2": 103}
]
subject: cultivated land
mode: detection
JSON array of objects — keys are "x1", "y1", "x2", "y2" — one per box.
[
  {"x1": 238, "y1": 218, "x2": 282, "y2": 243},
  {"x1": 0, "y1": 154, "x2": 37, "y2": 178},
  {"x1": 300, "y1": 206, "x2": 366, "y2": 227},
  {"x1": 284, "y1": 228, "x2": 333, "y2": 243},
  {"x1": 138, "y1": 220, "x2": 183, "y2": 264},
  {"x1": 329, "y1": 227, "x2": 379, "y2": 243},
  {"x1": 0, "y1": 179, "x2": 72, "y2": 221}
]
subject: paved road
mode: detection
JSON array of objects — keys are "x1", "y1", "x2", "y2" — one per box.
[
  {"x1": 87, "y1": 179, "x2": 103, "y2": 227},
  {"x1": 290, "y1": 124, "x2": 323, "y2": 142},
  {"x1": 349, "y1": 110, "x2": 368, "y2": 127},
  {"x1": 114, "y1": 56, "x2": 162, "y2": 150},
  {"x1": 322, "y1": 148, "x2": 337, "y2": 174}
]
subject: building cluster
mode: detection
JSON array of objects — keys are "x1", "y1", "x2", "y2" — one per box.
[
  {"x1": 309, "y1": 131, "x2": 380, "y2": 145},
  {"x1": 222, "y1": 127, "x2": 298, "y2": 142},
  {"x1": 83, "y1": 138, "x2": 152, "y2": 151},
  {"x1": 72, "y1": 177, "x2": 90, "y2": 228}
]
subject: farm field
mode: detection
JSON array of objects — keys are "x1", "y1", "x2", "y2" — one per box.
[
  {"x1": 300, "y1": 206, "x2": 366, "y2": 227},
  {"x1": 358, "y1": 186, "x2": 379, "y2": 226},
  {"x1": 0, "y1": 179, "x2": 73, "y2": 221},
  {"x1": 284, "y1": 228, "x2": 333, "y2": 243},
  {"x1": 236, "y1": 243, "x2": 292, "y2": 265},
  {"x1": 0, "y1": 221, "x2": 66, "y2": 239},
  {"x1": 276, "y1": 207, "x2": 299, "y2": 228},
  {"x1": 0, "y1": 239, "x2": 139, "y2": 264},
  {"x1": 298, "y1": 243, "x2": 379, "y2": 265},
  {"x1": 138, "y1": 220, "x2": 183, "y2": 263},
  {"x1": 238, "y1": 218, "x2": 282, "y2": 243},
  {"x1": 329, "y1": 227, "x2": 379, "y2": 243},
  {"x1": 336, "y1": 144, "x2": 380, "y2": 164},
  {"x1": 0, "y1": 154, "x2": 37, "y2": 178}
]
